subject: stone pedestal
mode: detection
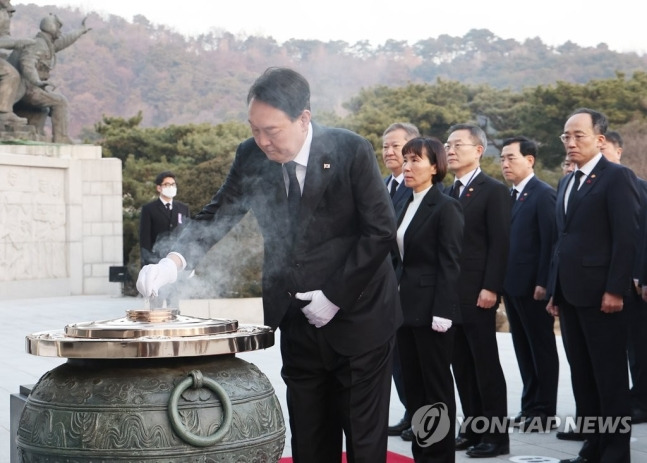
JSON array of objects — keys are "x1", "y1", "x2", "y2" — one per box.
[
  {"x1": 0, "y1": 144, "x2": 123, "y2": 299},
  {"x1": 10, "y1": 384, "x2": 33, "y2": 463}
]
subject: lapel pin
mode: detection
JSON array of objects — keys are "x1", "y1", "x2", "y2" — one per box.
[{"x1": 323, "y1": 163, "x2": 330, "y2": 169}]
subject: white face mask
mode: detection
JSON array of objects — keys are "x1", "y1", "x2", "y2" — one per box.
[{"x1": 161, "y1": 186, "x2": 177, "y2": 198}]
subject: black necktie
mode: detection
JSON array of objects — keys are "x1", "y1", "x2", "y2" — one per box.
[
  {"x1": 566, "y1": 170, "x2": 584, "y2": 213},
  {"x1": 451, "y1": 180, "x2": 462, "y2": 199},
  {"x1": 285, "y1": 161, "x2": 301, "y2": 230},
  {"x1": 511, "y1": 188, "x2": 518, "y2": 206},
  {"x1": 390, "y1": 179, "x2": 399, "y2": 198},
  {"x1": 165, "y1": 203, "x2": 173, "y2": 228}
]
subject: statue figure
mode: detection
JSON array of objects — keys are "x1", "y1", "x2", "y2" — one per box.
[
  {"x1": 0, "y1": 0, "x2": 34, "y2": 125},
  {"x1": 7, "y1": 14, "x2": 90, "y2": 143}
]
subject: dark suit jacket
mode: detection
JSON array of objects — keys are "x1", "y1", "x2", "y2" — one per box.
[
  {"x1": 504, "y1": 176, "x2": 556, "y2": 297},
  {"x1": 394, "y1": 186, "x2": 464, "y2": 325},
  {"x1": 452, "y1": 172, "x2": 510, "y2": 320},
  {"x1": 385, "y1": 174, "x2": 413, "y2": 217},
  {"x1": 175, "y1": 123, "x2": 402, "y2": 356},
  {"x1": 547, "y1": 156, "x2": 639, "y2": 305},
  {"x1": 635, "y1": 177, "x2": 647, "y2": 283},
  {"x1": 140, "y1": 199, "x2": 190, "y2": 266}
]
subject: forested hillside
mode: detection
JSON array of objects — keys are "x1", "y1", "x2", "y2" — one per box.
[
  {"x1": 8, "y1": 4, "x2": 647, "y2": 139},
  {"x1": 9, "y1": 4, "x2": 647, "y2": 298}
]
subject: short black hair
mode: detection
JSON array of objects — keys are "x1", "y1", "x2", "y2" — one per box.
[
  {"x1": 605, "y1": 130, "x2": 624, "y2": 148},
  {"x1": 401, "y1": 137, "x2": 448, "y2": 185},
  {"x1": 502, "y1": 136, "x2": 538, "y2": 157},
  {"x1": 155, "y1": 171, "x2": 175, "y2": 185},
  {"x1": 247, "y1": 67, "x2": 311, "y2": 120}
]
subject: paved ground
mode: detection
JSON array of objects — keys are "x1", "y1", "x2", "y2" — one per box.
[{"x1": 1, "y1": 294, "x2": 646, "y2": 462}]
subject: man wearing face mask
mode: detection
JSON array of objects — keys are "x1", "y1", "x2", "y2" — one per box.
[{"x1": 139, "y1": 171, "x2": 190, "y2": 306}]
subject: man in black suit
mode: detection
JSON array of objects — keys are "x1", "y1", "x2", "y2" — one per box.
[
  {"x1": 382, "y1": 121, "x2": 419, "y2": 440},
  {"x1": 137, "y1": 67, "x2": 401, "y2": 463},
  {"x1": 500, "y1": 136, "x2": 559, "y2": 431},
  {"x1": 546, "y1": 109, "x2": 639, "y2": 463},
  {"x1": 383, "y1": 122, "x2": 419, "y2": 216},
  {"x1": 601, "y1": 130, "x2": 647, "y2": 425},
  {"x1": 139, "y1": 170, "x2": 190, "y2": 307},
  {"x1": 445, "y1": 123, "x2": 511, "y2": 458}
]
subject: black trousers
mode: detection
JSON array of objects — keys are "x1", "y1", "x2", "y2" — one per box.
[
  {"x1": 392, "y1": 340, "x2": 410, "y2": 422},
  {"x1": 503, "y1": 293, "x2": 559, "y2": 416},
  {"x1": 558, "y1": 299, "x2": 631, "y2": 463},
  {"x1": 626, "y1": 289, "x2": 647, "y2": 411},
  {"x1": 398, "y1": 325, "x2": 456, "y2": 463},
  {"x1": 280, "y1": 309, "x2": 394, "y2": 463},
  {"x1": 452, "y1": 307, "x2": 509, "y2": 445}
]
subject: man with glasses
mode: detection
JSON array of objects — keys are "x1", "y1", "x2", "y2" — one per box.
[
  {"x1": 546, "y1": 109, "x2": 639, "y2": 463},
  {"x1": 445, "y1": 124, "x2": 511, "y2": 458},
  {"x1": 139, "y1": 171, "x2": 190, "y2": 306},
  {"x1": 561, "y1": 156, "x2": 575, "y2": 176}
]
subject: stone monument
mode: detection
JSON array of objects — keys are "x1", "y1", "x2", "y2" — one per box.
[{"x1": 0, "y1": 143, "x2": 124, "y2": 299}]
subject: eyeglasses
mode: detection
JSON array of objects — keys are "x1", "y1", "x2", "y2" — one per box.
[
  {"x1": 559, "y1": 134, "x2": 592, "y2": 144},
  {"x1": 443, "y1": 143, "x2": 478, "y2": 151},
  {"x1": 161, "y1": 182, "x2": 176, "y2": 187}
]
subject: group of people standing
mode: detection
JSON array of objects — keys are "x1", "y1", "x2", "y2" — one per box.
[
  {"x1": 383, "y1": 121, "x2": 511, "y2": 460},
  {"x1": 384, "y1": 110, "x2": 645, "y2": 463},
  {"x1": 136, "y1": 67, "x2": 643, "y2": 463}
]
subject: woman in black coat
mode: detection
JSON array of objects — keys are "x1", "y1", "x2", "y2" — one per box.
[{"x1": 394, "y1": 137, "x2": 464, "y2": 462}]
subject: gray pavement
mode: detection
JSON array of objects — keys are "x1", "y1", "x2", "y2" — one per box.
[{"x1": 1, "y1": 294, "x2": 646, "y2": 462}]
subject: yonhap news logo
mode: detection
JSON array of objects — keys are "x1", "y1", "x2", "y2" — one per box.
[
  {"x1": 410, "y1": 404, "x2": 632, "y2": 448},
  {"x1": 411, "y1": 402, "x2": 452, "y2": 447}
]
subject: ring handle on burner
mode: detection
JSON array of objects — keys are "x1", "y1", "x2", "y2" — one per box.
[{"x1": 168, "y1": 369, "x2": 233, "y2": 446}]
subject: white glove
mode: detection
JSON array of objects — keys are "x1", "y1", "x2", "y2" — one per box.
[
  {"x1": 296, "y1": 290, "x2": 340, "y2": 328},
  {"x1": 136, "y1": 257, "x2": 178, "y2": 298},
  {"x1": 431, "y1": 316, "x2": 453, "y2": 333}
]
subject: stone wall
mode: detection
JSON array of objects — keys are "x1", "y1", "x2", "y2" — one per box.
[{"x1": 0, "y1": 144, "x2": 123, "y2": 299}]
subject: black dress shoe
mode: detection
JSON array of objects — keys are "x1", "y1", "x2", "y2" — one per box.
[
  {"x1": 455, "y1": 435, "x2": 478, "y2": 450},
  {"x1": 510, "y1": 411, "x2": 526, "y2": 426},
  {"x1": 388, "y1": 417, "x2": 410, "y2": 436},
  {"x1": 558, "y1": 457, "x2": 589, "y2": 463},
  {"x1": 401, "y1": 427, "x2": 414, "y2": 441},
  {"x1": 556, "y1": 430, "x2": 586, "y2": 441},
  {"x1": 466, "y1": 442, "x2": 510, "y2": 458}
]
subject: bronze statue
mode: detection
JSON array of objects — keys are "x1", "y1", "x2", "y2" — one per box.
[
  {"x1": 7, "y1": 13, "x2": 90, "y2": 143},
  {"x1": 0, "y1": 0, "x2": 34, "y2": 125}
]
